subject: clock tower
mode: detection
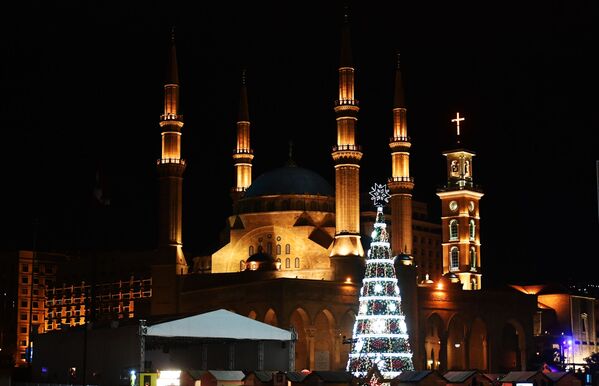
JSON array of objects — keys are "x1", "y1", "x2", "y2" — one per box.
[{"x1": 436, "y1": 113, "x2": 483, "y2": 290}]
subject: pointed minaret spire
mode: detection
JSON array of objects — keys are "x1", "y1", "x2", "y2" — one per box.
[
  {"x1": 340, "y1": 6, "x2": 353, "y2": 67},
  {"x1": 330, "y1": 5, "x2": 364, "y2": 281},
  {"x1": 238, "y1": 69, "x2": 249, "y2": 122},
  {"x1": 166, "y1": 26, "x2": 179, "y2": 85},
  {"x1": 394, "y1": 53, "x2": 405, "y2": 108},
  {"x1": 157, "y1": 27, "x2": 187, "y2": 275},
  {"x1": 388, "y1": 52, "x2": 415, "y2": 262},
  {"x1": 232, "y1": 69, "x2": 254, "y2": 204}
]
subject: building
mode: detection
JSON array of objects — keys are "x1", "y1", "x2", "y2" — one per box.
[
  {"x1": 8, "y1": 12, "x2": 549, "y2": 378},
  {"x1": 511, "y1": 284, "x2": 598, "y2": 371},
  {"x1": 148, "y1": 18, "x2": 537, "y2": 374}
]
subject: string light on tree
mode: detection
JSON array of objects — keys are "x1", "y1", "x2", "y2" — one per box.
[{"x1": 346, "y1": 183, "x2": 414, "y2": 380}]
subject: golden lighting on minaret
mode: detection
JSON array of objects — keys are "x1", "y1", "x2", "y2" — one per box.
[
  {"x1": 157, "y1": 29, "x2": 188, "y2": 275},
  {"x1": 232, "y1": 69, "x2": 254, "y2": 199},
  {"x1": 330, "y1": 12, "x2": 364, "y2": 268},
  {"x1": 388, "y1": 53, "x2": 415, "y2": 258},
  {"x1": 436, "y1": 113, "x2": 483, "y2": 290}
]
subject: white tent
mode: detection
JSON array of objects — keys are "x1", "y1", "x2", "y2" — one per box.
[{"x1": 145, "y1": 309, "x2": 293, "y2": 341}]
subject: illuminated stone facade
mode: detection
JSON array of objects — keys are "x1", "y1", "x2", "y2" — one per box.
[
  {"x1": 329, "y1": 16, "x2": 365, "y2": 277},
  {"x1": 157, "y1": 30, "x2": 187, "y2": 275},
  {"x1": 7, "y1": 23, "x2": 541, "y2": 377},
  {"x1": 437, "y1": 146, "x2": 483, "y2": 290},
  {"x1": 388, "y1": 55, "x2": 415, "y2": 259}
]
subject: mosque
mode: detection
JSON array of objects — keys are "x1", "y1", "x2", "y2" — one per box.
[
  {"x1": 9, "y1": 17, "x2": 541, "y2": 376},
  {"x1": 149, "y1": 19, "x2": 537, "y2": 374}
]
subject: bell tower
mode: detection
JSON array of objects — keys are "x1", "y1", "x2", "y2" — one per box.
[
  {"x1": 157, "y1": 29, "x2": 188, "y2": 275},
  {"x1": 436, "y1": 113, "x2": 483, "y2": 290},
  {"x1": 330, "y1": 11, "x2": 365, "y2": 281}
]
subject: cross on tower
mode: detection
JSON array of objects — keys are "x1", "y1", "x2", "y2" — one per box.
[{"x1": 451, "y1": 112, "x2": 465, "y2": 137}]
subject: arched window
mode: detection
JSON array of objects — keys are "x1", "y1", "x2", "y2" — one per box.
[
  {"x1": 267, "y1": 242, "x2": 273, "y2": 255},
  {"x1": 285, "y1": 244, "x2": 291, "y2": 254},
  {"x1": 285, "y1": 258, "x2": 291, "y2": 268},
  {"x1": 449, "y1": 220, "x2": 459, "y2": 241},
  {"x1": 240, "y1": 260, "x2": 245, "y2": 271},
  {"x1": 469, "y1": 219, "x2": 475, "y2": 241},
  {"x1": 450, "y1": 247, "x2": 459, "y2": 271},
  {"x1": 275, "y1": 258, "x2": 282, "y2": 270},
  {"x1": 276, "y1": 244, "x2": 281, "y2": 255},
  {"x1": 294, "y1": 257, "x2": 300, "y2": 268},
  {"x1": 248, "y1": 246, "x2": 254, "y2": 256},
  {"x1": 471, "y1": 277, "x2": 477, "y2": 290},
  {"x1": 470, "y1": 247, "x2": 477, "y2": 268}
]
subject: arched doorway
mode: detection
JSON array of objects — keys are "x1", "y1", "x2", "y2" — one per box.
[
  {"x1": 447, "y1": 314, "x2": 467, "y2": 370},
  {"x1": 264, "y1": 308, "x2": 278, "y2": 326},
  {"x1": 314, "y1": 309, "x2": 335, "y2": 370},
  {"x1": 499, "y1": 320, "x2": 526, "y2": 372},
  {"x1": 424, "y1": 314, "x2": 443, "y2": 370},
  {"x1": 290, "y1": 308, "x2": 310, "y2": 371},
  {"x1": 469, "y1": 317, "x2": 488, "y2": 371}
]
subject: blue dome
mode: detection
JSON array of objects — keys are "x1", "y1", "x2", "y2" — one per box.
[{"x1": 245, "y1": 166, "x2": 333, "y2": 198}]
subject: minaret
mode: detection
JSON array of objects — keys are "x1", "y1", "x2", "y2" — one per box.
[
  {"x1": 388, "y1": 54, "x2": 420, "y2": 366},
  {"x1": 157, "y1": 29, "x2": 187, "y2": 275},
  {"x1": 388, "y1": 54, "x2": 414, "y2": 259},
  {"x1": 436, "y1": 113, "x2": 483, "y2": 290},
  {"x1": 231, "y1": 69, "x2": 254, "y2": 205},
  {"x1": 330, "y1": 11, "x2": 365, "y2": 281}
]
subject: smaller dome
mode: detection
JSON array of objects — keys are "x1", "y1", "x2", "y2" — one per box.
[
  {"x1": 247, "y1": 252, "x2": 274, "y2": 263},
  {"x1": 394, "y1": 252, "x2": 413, "y2": 266},
  {"x1": 244, "y1": 252, "x2": 280, "y2": 271},
  {"x1": 442, "y1": 272, "x2": 461, "y2": 284}
]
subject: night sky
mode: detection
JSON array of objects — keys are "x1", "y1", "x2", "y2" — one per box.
[{"x1": 2, "y1": 0, "x2": 597, "y2": 287}]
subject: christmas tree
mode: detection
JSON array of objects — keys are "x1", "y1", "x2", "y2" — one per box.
[{"x1": 346, "y1": 183, "x2": 414, "y2": 380}]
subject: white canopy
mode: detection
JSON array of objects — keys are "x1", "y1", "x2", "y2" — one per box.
[{"x1": 146, "y1": 309, "x2": 293, "y2": 341}]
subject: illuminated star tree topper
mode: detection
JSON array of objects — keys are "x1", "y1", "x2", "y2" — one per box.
[{"x1": 369, "y1": 183, "x2": 391, "y2": 208}]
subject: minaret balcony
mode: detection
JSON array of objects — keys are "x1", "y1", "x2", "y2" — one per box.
[
  {"x1": 389, "y1": 138, "x2": 412, "y2": 151},
  {"x1": 232, "y1": 148, "x2": 254, "y2": 155},
  {"x1": 157, "y1": 158, "x2": 186, "y2": 166},
  {"x1": 232, "y1": 150, "x2": 254, "y2": 163},
  {"x1": 332, "y1": 145, "x2": 363, "y2": 164},
  {"x1": 334, "y1": 99, "x2": 359, "y2": 107},
  {"x1": 388, "y1": 177, "x2": 414, "y2": 194},
  {"x1": 160, "y1": 113, "x2": 184, "y2": 121},
  {"x1": 332, "y1": 144, "x2": 361, "y2": 152},
  {"x1": 389, "y1": 176, "x2": 414, "y2": 183}
]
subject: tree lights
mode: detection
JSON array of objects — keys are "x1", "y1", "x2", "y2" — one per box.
[{"x1": 347, "y1": 184, "x2": 414, "y2": 380}]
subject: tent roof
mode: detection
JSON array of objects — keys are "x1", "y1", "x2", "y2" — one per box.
[
  {"x1": 305, "y1": 371, "x2": 354, "y2": 382},
  {"x1": 444, "y1": 371, "x2": 478, "y2": 383},
  {"x1": 146, "y1": 309, "x2": 292, "y2": 341},
  {"x1": 500, "y1": 371, "x2": 540, "y2": 382},
  {"x1": 394, "y1": 371, "x2": 437, "y2": 382}
]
